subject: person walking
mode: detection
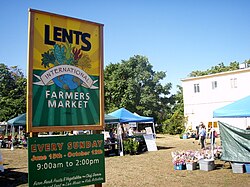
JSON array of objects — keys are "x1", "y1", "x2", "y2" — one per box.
[{"x1": 199, "y1": 123, "x2": 206, "y2": 149}]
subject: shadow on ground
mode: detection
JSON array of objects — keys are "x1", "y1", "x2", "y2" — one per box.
[
  {"x1": 0, "y1": 168, "x2": 28, "y2": 187},
  {"x1": 157, "y1": 146, "x2": 175, "y2": 150}
]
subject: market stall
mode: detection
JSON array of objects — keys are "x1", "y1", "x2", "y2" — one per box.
[
  {"x1": 108, "y1": 108, "x2": 154, "y2": 134},
  {"x1": 213, "y1": 96, "x2": 250, "y2": 173},
  {"x1": 4, "y1": 114, "x2": 27, "y2": 149},
  {"x1": 213, "y1": 95, "x2": 250, "y2": 129},
  {"x1": 108, "y1": 108, "x2": 155, "y2": 155},
  {"x1": 218, "y1": 121, "x2": 250, "y2": 163}
]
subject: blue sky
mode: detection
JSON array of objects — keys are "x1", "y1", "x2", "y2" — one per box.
[{"x1": 1, "y1": 1, "x2": 250, "y2": 93}]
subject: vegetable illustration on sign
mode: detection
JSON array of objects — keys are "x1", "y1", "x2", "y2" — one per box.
[{"x1": 34, "y1": 43, "x2": 98, "y2": 90}]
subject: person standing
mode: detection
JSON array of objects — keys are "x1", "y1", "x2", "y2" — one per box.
[
  {"x1": 195, "y1": 125, "x2": 200, "y2": 140},
  {"x1": 210, "y1": 128, "x2": 216, "y2": 145},
  {"x1": 109, "y1": 128, "x2": 116, "y2": 155},
  {"x1": 128, "y1": 127, "x2": 134, "y2": 137},
  {"x1": 198, "y1": 122, "x2": 203, "y2": 145},
  {"x1": 199, "y1": 123, "x2": 206, "y2": 149}
]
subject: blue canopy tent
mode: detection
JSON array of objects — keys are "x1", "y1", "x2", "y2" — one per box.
[
  {"x1": 7, "y1": 113, "x2": 26, "y2": 126},
  {"x1": 108, "y1": 108, "x2": 154, "y2": 123},
  {"x1": 108, "y1": 108, "x2": 155, "y2": 135},
  {"x1": 213, "y1": 95, "x2": 250, "y2": 118},
  {"x1": 104, "y1": 114, "x2": 120, "y2": 124}
]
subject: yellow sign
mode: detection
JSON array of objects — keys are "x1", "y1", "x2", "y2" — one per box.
[
  {"x1": 208, "y1": 121, "x2": 218, "y2": 128},
  {"x1": 32, "y1": 10, "x2": 101, "y2": 75},
  {"x1": 27, "y1": 9, "x2": 104, "y2": 132}
]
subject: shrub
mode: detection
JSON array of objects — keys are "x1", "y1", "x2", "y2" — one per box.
[{"x1": 123, "y1": 138, "x2": 139, "y2": 155}]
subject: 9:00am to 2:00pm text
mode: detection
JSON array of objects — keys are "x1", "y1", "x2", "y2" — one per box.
[{"x1": 36, "y1": 158, "x2": 100, "y2": 171}]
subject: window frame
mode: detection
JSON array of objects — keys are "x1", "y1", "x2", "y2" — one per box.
[
  {"x1": 212, "y1": 81, "x2": 217, "y2": 90},
  {"x1": 230, "y1": 78, "x2": 237, "y2": 88},
  {"x1": 194, "y1": 83, "x2": 200, "y2": 93}
]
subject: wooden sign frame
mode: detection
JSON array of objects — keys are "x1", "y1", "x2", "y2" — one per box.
[{"x1": 27, "y1": 9, "x2": 104, "y2": 132}]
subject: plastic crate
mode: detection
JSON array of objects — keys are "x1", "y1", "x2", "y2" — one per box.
[
  {"x1": 186, "y1": 162, "x2": 197, "y2": 170},
  {"x1": 182, "y1": 134, "x2": 188, "y2": 139},
  {"x1": 199, "y1": 159, "x2": 215, "y2": 171},
  {"x1": 174, "y1": 164, "x2": 186, "y2": 170},
  {"x1": 245, "y1": 163, "x2": 250, "y2": 174},
  {"x1": 231, "y1": 162, "x2": 244, "y2": 174}
]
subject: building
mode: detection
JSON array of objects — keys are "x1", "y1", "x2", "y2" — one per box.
[{"x1": 181, "y1": 66, "x2": 250, "y2": 130}]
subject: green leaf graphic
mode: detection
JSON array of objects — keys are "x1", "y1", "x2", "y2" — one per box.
[
  {"x1": 54, "y1": 44, "x2": 66, "y2": 65},
  {"x1": 41, "y1": 51, "x2": 55, "y2": 68}
]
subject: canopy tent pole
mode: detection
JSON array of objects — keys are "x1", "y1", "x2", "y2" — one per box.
[
  {"x1": 18, "y1": 126, "x2": 21, "y2": 141},
  {"x1": 11, "y1": 125, "x2": 14, "y2": 151},
  {"x1": 5, "y1": 123, "x2": 8, "y2": 136},
  {"x1": 211, "y1": 122, "x2": 214, "y2": 160},
  {"x1": 117, "y1": 123, "x2": 124, "y2": 156},
  {"x1": 152, "y1": 123, "x2": 156, "y2": 138}
]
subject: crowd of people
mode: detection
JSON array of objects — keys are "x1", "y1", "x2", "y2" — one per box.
[{"x1": 0, "y1": 128, "x2": 27, "y2": 149}]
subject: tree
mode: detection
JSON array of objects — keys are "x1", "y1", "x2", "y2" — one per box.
[
  {"x1": 188, "y1": 62, "x2": 239, "y2": 77},
  {"x1": 162, "y1": 85, "x2": 185, "y2": 134},
  {"x1": 243, "y1": 59, "x2": 250, "y2": 67},
  {"x1": 0, "y1": 63, "x2": 26, "y2": 121},
  {"x1": 104, "y1": 55, "x2": 173, "y2": 123}
]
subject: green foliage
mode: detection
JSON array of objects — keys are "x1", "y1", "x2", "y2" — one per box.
[
  {"x1": 123, "y1": 138, "x2": 139, "y2": 154},
  {"x1": 104, "y1": 55, "x2": 173, "y2": 123},
  {"x1": 163, "y1": 108, "x2": 185, "y2": 135},
  {"x1": 244, "y1": 59, "x2": 250, "y2": 66},
  {"x1": 188, "y1": 62, "x2": 239, "y2": 77},
  {"x1": 161, "y1": 86, "x2": 185, "y2": 135},
  {"x1": 0, "y1": 64, "x2": 26, "y2": 121}
]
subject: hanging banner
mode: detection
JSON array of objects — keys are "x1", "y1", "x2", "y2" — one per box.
[{"x1": 27, "y1": 9, "x2": 104, "y2": 132}]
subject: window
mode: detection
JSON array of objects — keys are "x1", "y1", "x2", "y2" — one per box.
[
  {"x1": 212, "y1": 81, "x2": 217, "y2": 89},
  {"x1": 230, "y1": 78, "x2": 237, "y2": 88},
  {"x1": 194, "y1": 84, "x2": 200, "y2": 93}
]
